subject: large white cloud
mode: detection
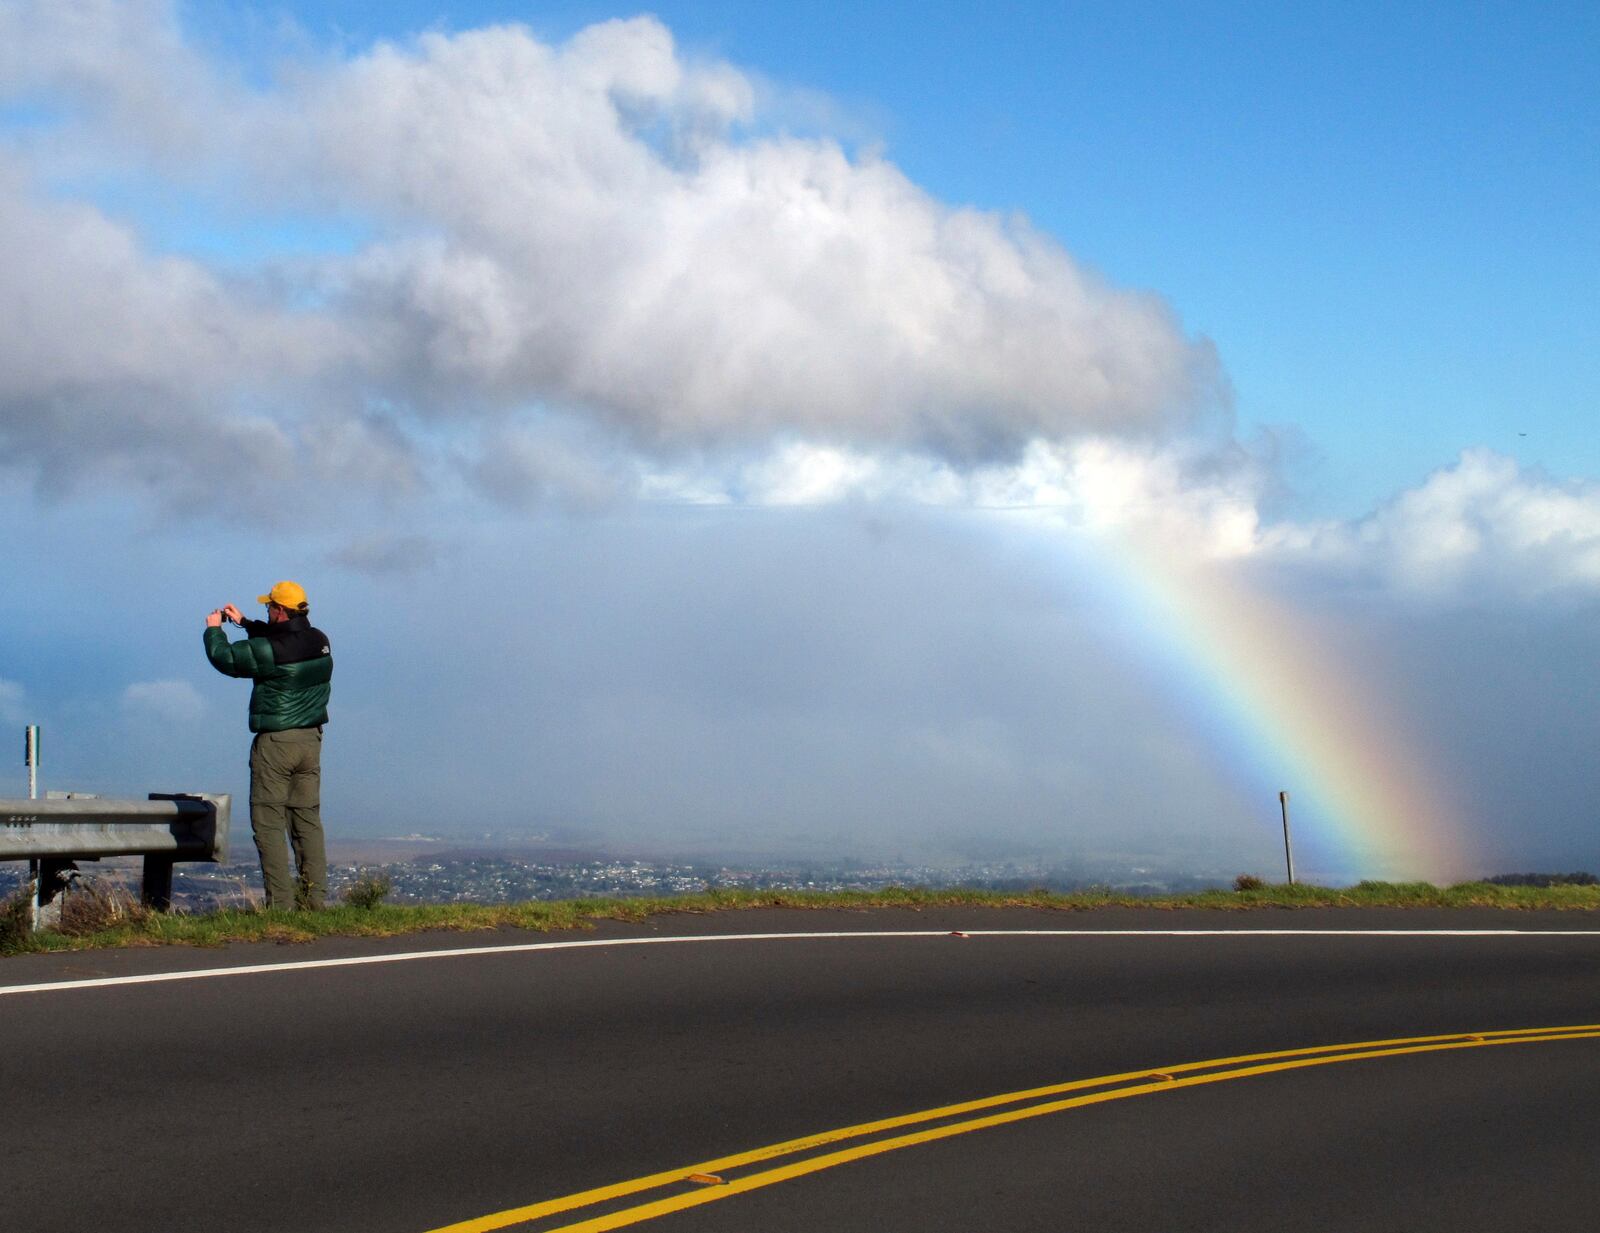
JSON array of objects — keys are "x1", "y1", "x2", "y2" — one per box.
[
  {"x1": 0, "y1": 2, "x2": 1220, "y2": 503},
  {"x1": 0, "y1": 151, "x2": 414, "y2": 507},
  {"x1": 625, "y1": 439, "x2": 1600, "y2": 601},
  {"x1": 1264, "y1": 449, "x2": 1600, "y2": 598},
  {"x1": 292, "y1": 17, "x2": 1224, "y2": 448},
  {"x1": 0, "y1": 0, "x2": 225, "y2": 167},
  {"x1": 3, "y1": 2, "x2": 1596, "y2": 608},
  {"x1": 0, "y1": 162, "x2": 297, "y2": 499}
]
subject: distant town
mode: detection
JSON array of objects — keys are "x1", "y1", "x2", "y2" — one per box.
[
  {"x1": 0, "y1": 835, "x2": 1239, "y2": 910},
  {"x1": 2, "y1": 836, "x2": 1593, "y2": 911}
]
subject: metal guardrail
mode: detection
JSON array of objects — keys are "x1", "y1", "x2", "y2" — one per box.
[
  {"x1": 0, "y1": 794, "x2": 230, "y2": 861},
  {"x1": 1, "y1": 793, "x2": 231, "y2": 920}
]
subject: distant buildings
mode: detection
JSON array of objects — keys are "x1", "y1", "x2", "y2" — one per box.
[{"x1": 1, "y1": 851, "x2": 1241, "y2": 911}]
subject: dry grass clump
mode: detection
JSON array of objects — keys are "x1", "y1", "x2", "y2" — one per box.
[
  {"x1": 0, "y1": 884, "x2": 34, "y2": 954},
  {"x1": 205, "y1": 876, "x2": 264, "y2": 913},
  {"x1": 55, "y1": 878, "x2": 153, "y2": 937}
]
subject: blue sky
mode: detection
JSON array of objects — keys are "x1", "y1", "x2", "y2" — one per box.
[{"x1": 1, "y1": 1, "x2": 1597, "y2": 880}]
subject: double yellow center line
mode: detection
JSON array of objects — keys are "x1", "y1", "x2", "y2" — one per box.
[{"x1": 426, "y1": 1024, "x2": 1600, "y2": 1233}]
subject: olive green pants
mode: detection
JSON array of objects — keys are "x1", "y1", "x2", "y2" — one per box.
[{"x1": 249, "y1": 727, "x2": 326, "y2": 910}]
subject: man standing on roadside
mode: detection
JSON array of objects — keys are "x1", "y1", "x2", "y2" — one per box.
[{"x1": 203, "y1": 582, "x2": 333, "y2": 911}]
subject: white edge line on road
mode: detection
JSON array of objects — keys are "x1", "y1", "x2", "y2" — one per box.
[{"x1": 4, "y1": 928, "x2": 1600, "y2": 998}]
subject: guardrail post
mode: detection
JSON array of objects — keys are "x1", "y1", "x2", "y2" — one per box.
[
  {"x1": 34, "y1": 858, "x2": 76, "y2": 930},
  {"x1": 143, "y1": 856, "x2": 175, "y2": 911}
]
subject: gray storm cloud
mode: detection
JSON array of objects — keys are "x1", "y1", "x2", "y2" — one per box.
[
  {"x1": 0, "y1": 162, "x2": 334, "y2": 504},
  {"x1": 0, "y1": 1, "x2": 1221, "y2": 503}
]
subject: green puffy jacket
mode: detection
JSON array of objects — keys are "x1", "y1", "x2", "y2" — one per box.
[{"x1": 204, "y1": 615, "x2": 333, "y2": 733}]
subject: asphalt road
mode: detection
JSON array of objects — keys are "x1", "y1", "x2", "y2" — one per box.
[{"x1": 4, "y1": 907, "x2": 1599, "y2": 1232}]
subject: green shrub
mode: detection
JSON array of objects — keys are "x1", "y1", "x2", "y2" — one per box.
[
  {"x1": 342, "y1": 874, "x2": 393, "y2": 910},
  {"x1": 1485, "y1": 871, "x2": 1598, "y2": 888}
]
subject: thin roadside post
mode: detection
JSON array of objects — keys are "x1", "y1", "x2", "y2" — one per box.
[
  {"x1": 25, "y1": 725, "x2": 39, "y2": 801},
  {"x1": 1279, "y1": 790, "x2": 1295, "y2": 885},
  {"x1": 24, "y1": 725, "x2": 40, "y2": 930}
]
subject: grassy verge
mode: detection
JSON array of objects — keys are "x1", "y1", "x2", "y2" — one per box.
[{"x1": 4, "y1": 880, "x2": 1600, "y2": 957}]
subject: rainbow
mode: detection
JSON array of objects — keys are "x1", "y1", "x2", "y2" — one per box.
[{"x1": 1053, "y1": 522, "x2": 1475, "y2": 883}]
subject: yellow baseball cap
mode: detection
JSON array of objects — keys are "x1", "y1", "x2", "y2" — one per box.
[{"x1": 257, "y1": 580, "x2": 309, "y2": 611}]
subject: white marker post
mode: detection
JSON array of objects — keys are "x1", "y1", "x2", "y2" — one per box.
[
  {"x1": 25, "y1": 725, "x2": 39, "y2": 800},
  {"x1": 1279, "y1": 790, "x2": 1295, "y2": 886},
  {"x1": 24, "y1": 725, "x2": 40, "y2": 930}
]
